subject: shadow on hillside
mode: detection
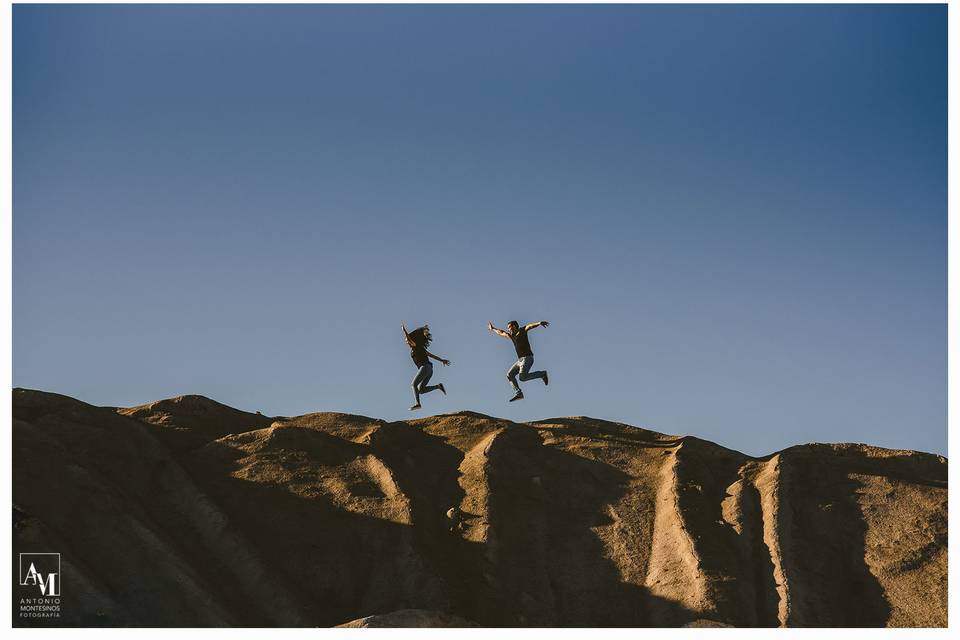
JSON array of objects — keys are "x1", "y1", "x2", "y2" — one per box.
[
  {"x1": 189, "y1": 431, "x2": 452, "y2": 626},
  {"x1": 190, "y1": 422, "x2": 699, "y2": 627},
  {"x1": 475, "y1": 424, "x2": 696, "y2": 626},
  {"x1": 778, "y1": 452, "x2": 893, "y2": 627}
]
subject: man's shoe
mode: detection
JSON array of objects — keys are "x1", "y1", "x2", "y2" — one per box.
[
  {"x1": 439, "y1": 383, "x2": 446, "y2": 395},
  {"x1": 543, "y1": 372, "x2": 549, "y2": 386},
  {"x1": 509, "y1": 391, "x2": 524, "y2": 402},
  {"x1": 410, "y1": 403, "x2": 422, "y2": 411}
]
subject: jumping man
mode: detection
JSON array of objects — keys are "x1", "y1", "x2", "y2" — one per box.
[
  {"x1": 402, "y1": 324, "x2": 450, "y2": 411},
  {"x1": 488, "y1": 320, "x2": 549, "y2": 402}
]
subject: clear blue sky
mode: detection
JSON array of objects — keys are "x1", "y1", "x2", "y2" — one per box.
[{"x1": 13, "y1": 4, "x2": 946, "y2": 456}]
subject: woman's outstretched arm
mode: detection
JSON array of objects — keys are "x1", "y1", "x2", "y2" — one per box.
[
  {"x1": 426, "y1": 350, "x2": 451, "y2": 366},
  {"x1": 402, "y1": 324, "x2": 415, "y2": 347}
]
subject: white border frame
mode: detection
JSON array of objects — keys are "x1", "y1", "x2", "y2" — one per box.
[{"x1": 2, "y1": 1, "x2": 954, "y2": 637}]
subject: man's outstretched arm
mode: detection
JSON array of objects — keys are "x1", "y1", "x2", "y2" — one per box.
[
  {"x1": 488, "y1": 322, "x2": 511, "y2": 338},
  {"x1": 524, "y1": 320, "x2": 550, "y2": 331}
]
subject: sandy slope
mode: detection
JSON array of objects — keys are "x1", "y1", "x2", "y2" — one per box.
[{"x1": 12, "y1": 388, "x2": 947, "y2": 627}]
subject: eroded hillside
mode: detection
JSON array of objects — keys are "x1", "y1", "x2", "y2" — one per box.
[{"x1": 12, "y1": 389, "x2": 947, "y2": 627}]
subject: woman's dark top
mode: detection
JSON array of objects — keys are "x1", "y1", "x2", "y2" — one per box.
[
  {"x1": 510, "y1": 327, "x2": 533, "y2": 358},
  {"x1": 411, "y1": 345, "x2": 430, "y2": 368}
]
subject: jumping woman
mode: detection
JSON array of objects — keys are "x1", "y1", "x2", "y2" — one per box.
[{"x1": 402, "y1": 323, "x2": 450, "y2": 411}]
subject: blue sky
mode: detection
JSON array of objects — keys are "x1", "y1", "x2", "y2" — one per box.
[{"x1": 13, "y1": 4, "x2": 946, "y2": 456}]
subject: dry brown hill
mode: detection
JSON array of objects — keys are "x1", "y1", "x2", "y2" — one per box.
[{"x1": 12, "y1": 388, "x2": 947, "y2": 627}]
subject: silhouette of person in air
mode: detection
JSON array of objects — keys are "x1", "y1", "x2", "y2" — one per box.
[
  {"x1": 402, "y1": 324, "x2": 450, "y2": 411},
  {"x1": 488, "y1": 320, "x2": 549, "y2": 402}
]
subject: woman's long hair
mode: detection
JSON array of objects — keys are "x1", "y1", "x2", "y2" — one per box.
[{"x1": 407, "y1": 325, "x2": 432, "y2": 348}]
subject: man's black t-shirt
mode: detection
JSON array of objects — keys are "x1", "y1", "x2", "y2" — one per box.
[
  {"x1": 510, "y1": 327, "x2": 534, "y2": 358},
  {"x1": 411, "y1": 345, "x2": 430, "y2": 368}
]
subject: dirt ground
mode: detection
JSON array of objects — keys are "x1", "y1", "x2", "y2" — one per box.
[{"x1": 13, "y1": 388, "x2": 947, "y2": 627}]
